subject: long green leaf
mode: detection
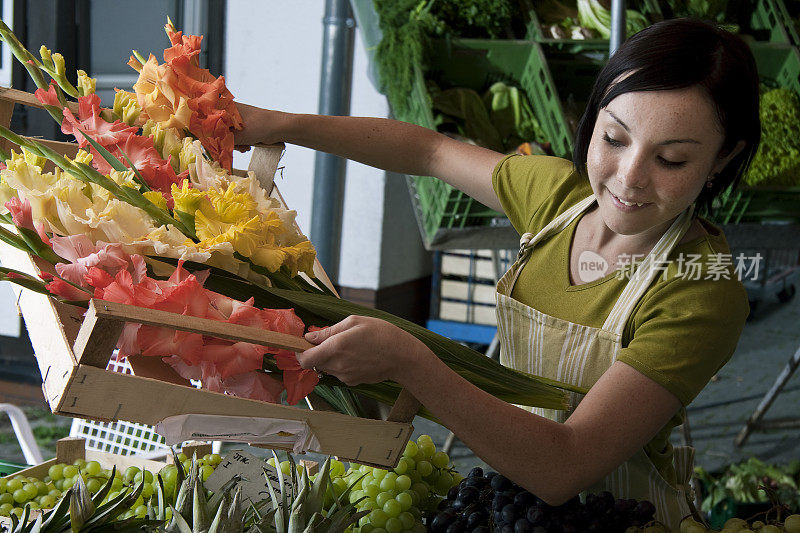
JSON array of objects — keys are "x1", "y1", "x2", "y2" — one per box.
[
  {"x1": 264, "y1": 463, "x2": 285, "y2": 533},
  {"x1": 151, "y1": 257, "x2": 577, "y2": 411},
  {"x1": 73, "y1": 126, "x2": 131, "y2": 173}
]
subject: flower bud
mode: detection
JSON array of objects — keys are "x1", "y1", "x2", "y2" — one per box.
[
  {"x1": 39, "y1": 46, "x2": 52, "y2": 66},
  {"x1": 52, "y1": 53, "x2": 65, "y2": 76},
  {"x1": 76, "y1": 70, "x2": 96, "y2": 96}
]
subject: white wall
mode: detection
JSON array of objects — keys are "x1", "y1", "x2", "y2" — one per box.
[{"x1": 225, "y1": 0, "x2": 430, "y2": 291}]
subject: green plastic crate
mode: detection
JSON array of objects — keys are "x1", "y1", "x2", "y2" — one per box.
[
  {"x1": 397, "y1": 39, "x2": 540, "y2": 247},
  {"x1": 525, "y1": 0, "x2": 663, "y2": 53},
  {"x1": 772, "y1": 0, "x2": 800, "y2": 46},
  {"x1": 0, "y1": 460, "x2": 28, "y2": 477},
  {"x1": 521, "y1": 45, "x2": 604, "y2": 158},
  {"x1": 746, "y1": 0, "x2": 798, "y2": 43},
  {"x1": 712, "y1": 42, "x2": 800, "y2": 224}
]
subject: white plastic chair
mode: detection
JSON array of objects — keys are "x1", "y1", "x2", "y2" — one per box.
[
  {"x1": 70, "y1": 357, "x2": 220, "y2": 459},
  {"x1": 0, "y1": 403, "x2": 44, "y2": 465}
]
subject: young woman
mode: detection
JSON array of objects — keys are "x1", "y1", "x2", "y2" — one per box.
[{"x1": 234, "y1": 18, "x2": 761, "y2": 528}]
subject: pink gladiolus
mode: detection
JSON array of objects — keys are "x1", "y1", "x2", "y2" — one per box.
[
  {"x1": 34, "y1": 82, "x2": 61, "y2": 108},
  {"x1": 221, "y1": 372, "x2": 285, "y2": 404},
  {"x1": 45, "y1": 278, "x2": 90, "y2": 301},
  {"x1": 5, "y1": 197, "x2": 34, "y2": 229},
  {"x1": 274, "y1": 351, "x2": 319, "y2": 406},
  {"x1": 51, "y1": 235, "x2": 143, "y2": 288},
  {"x1": 60, "y1": 94, "x2": 183, "y2": 197},
  {"x1": 77, "y1": 258, "x2": 314, "y2": 405},
  {"x1": 5, "y1": 198, "x2": 52, "y2": 246}
]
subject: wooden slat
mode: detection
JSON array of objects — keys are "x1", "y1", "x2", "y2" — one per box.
[
  {"x1": 127, "y1": 354, "x2": 193, "y2": 387},
  {"x1": 89, "y1": 299, "x2": 315, "y2": 352},
  {"x1": 0, "y1": 237, "x2": 79, "y2": 409},
  {"x1": 0, "y1": 86, "x2": 79, "y2": 114},
  {"x1": 386, "y1": 389, "x2": 422, "y2": 423},
  {"x1": 60, "y1": 365, "x2": 413, "y2": 468},
  {"x1": 72, "y1": 302, "x2": 126, "y2": 368},
  {"x1": 55, "y1": 437, "x2": 86, "y2": 463},
  {"x1": 0, "y1": 100, "x2": 15, "y2": 156}
]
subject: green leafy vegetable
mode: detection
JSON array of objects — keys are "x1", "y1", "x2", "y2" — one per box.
[{"x1": 744, "y1": 87, "x2": 800, "y2": 187}]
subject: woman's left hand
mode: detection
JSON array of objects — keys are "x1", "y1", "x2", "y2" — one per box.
[{"x1": 298, "y1": 316, "x2": 428, "y2": 386}]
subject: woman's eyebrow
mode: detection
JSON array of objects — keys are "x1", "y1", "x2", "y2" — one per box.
[
  {"x1": 606, "y1": 109, "x2": 630, "y2": 132},
  {"x1": 605, "y1": 109, "x2": 702, "y2": 145}
]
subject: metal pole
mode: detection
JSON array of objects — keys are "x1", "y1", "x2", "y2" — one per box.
[
  {"x1": 310, "y1": 0, "x2": 356, "y2": 284},
  {"x1": 609, "y1": 0, "x2": 626, "y2": 55}
]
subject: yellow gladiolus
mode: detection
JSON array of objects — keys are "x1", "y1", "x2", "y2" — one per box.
[
  {"x1": 143, "y1": 190, "x2": 168, "y2": 210},
  {"x1": 70, "y1": 149, "x2": 94, "y2": 166},
  {"x1": 172, "y1": 180, "x2": 209, "y2": 215},
  {"x1": 95, "y1": 200, "x2": 158, "y2": 243},
  {"x1": 142, "y1": 120, "x2": 182, "y2": 168},
  {"x1": 0, "y1": 177, "x2": 16, "y2": 208},
  {"x1": 178, "y1": 137, "x2": 199, "y2": 174},
  {"x1": 108, "y1": 170, "x2": 139, "y2": 189},
  {"x1": 76, "y1": 70, "x2": 96, "y2": 96},
  {"x1": 21, "y1": 148, "x2": 46, "y2": 171},
  {"x1": 113, "y1": 91, "x2": 142, "y2": 126}
]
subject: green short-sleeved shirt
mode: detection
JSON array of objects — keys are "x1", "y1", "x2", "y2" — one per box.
[{"x1": 492, "y1": 154, "x2": 750, "y2": 484}]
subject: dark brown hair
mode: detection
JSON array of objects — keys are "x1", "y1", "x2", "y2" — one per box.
[{"x1": 573, "y1": 18, "x2": 761, "y2": 219}]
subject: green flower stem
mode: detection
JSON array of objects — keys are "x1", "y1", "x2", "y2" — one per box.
[
  {"x1": 131, "y1": 49, "x2": 147, "y2": 65},
  {"x1": 0, "y1": 223, "x2": 31, "y2": 252},
  {"x1": 0, "y1": 20, "x2": 68, "y2": 125},
  {"x1": 15, "y1": 225, "x2": 64, "y2": 265},
  {"x1": 167, "y1": 259, "x2": 579, "y2": 410},
  {"x1": 0, "y1": 19, "x2": 47, "y2": 90}
]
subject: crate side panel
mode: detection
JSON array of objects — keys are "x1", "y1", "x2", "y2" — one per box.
[
  {"x1": 0, "y1": 242, "x2": 79, "y2": 408},
  {"x1": 61, "y1": 366, "x2": 412, "y2": 467}
]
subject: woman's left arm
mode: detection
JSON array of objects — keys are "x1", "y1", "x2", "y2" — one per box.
[{"x1": 299, "y1": 316, "x2": 681, "y2": 505}]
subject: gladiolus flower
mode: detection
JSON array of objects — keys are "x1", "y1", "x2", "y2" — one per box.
[
  {"x1": 34, "y1": 82, "x2": 61, "y2": 108},
  {"x1": 46, "y1": 278, "x2": 90, "y2": 301}
]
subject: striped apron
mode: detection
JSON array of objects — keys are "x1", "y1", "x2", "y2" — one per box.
[{"x1": 495, "y1": 194, "x2": 696, "y2": 529}]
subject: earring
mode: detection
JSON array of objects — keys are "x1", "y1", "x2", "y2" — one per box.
[
  {"x1": 706, "y1": 180, "x2": 714, "y2": 189},
  {"x1": 706, "y1": 172, "x2": 719, "y2": 189}
]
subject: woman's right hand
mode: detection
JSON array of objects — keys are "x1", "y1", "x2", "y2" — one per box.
[{"x1": 234, "y1": 103, "x2": 284, "y2": 150}]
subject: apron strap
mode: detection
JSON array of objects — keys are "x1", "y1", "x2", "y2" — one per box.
[
  {"x1": 602, "y1": 205, "x2": 695, "y2": 336},
  {"x1": 507, "y1": 195, "x2": 598, "y2": 292}
]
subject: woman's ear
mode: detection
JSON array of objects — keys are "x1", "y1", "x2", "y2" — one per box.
[{"x1": 713, "y1": 140, "x2": 746, "y2": 174}]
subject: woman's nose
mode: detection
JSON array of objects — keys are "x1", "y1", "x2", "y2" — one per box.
[{"x1": 618, "y1": 152, "x2": 649, "y2": 189}]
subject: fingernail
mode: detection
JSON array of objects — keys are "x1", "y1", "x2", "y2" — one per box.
[{"x1": 305, "y1": 331, "x2": 318, "y2": 341}]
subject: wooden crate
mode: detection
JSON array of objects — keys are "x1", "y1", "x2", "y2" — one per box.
[{"x1": 0, "y1": 88, "x2": 418, "y2": 468}]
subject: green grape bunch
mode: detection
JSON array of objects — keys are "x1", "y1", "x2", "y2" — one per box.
[
  {"x1": 313, "y1": 434, "x2": 462, "y2": 533},
  {"x1": 0, "y1": 451, "x2": 222, "y2": 521}
]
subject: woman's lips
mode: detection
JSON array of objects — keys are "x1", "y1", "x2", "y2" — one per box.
[{"x1": 609, "y1": 190, "x2": 651, "y2": 211}]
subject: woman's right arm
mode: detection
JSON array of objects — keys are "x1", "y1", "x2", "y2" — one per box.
[{"x1": 235, "y1": 104, "x2": 507, "y2": 212}]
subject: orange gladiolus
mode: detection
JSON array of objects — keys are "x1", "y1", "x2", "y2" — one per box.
[{"x1": 129, "y1": 23, "x2": 242, "y2": 171}]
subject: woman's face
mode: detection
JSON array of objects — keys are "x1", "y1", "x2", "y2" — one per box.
[{"x1": 586, "y1": 86, "x2": 733, "y2": 241}]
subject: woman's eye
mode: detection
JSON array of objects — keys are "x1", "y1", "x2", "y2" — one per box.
[
  {"x1": 657, "y1": 156, "x2": 686, "y2": 168},
  {"x1": 603, "y1": 133, "x2": 623, "y2": 147}
]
